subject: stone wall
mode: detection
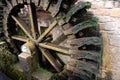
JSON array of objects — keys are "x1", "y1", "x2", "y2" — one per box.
[{"x1": 78, "y1": 0, "x2": 120, "y2": 80}]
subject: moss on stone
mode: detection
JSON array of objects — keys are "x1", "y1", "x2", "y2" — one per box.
[{"x1": 0, "y1": 42, "x2": 25, "y2": 80}]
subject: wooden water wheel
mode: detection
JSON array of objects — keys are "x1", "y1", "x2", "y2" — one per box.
[{"x1": 0, "y1": 0, "x2": 102, "y2": 80}]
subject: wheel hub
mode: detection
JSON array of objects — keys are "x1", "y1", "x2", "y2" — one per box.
[{"x1": 21, "y1": 41, "x2": 36, "y2": 54}]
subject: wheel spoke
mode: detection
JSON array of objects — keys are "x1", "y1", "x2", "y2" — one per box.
[
  {"x1": 28, "y1": 3, "x2": 38, "y2": 39},
  {"x1": 39, "y1": 43, "x2": 69, "y2": 55},
  {"x1": 39, "y1": 47, "x2": 62, "y2": 72},
  {"x1": 37, "y1": 20, "x2": 57, "y2": 43},
  {"x1": 11, "y1": 15, "x2": 34, "y2": 42},
  {"x1": 11, "y1": 35, "x2": 28, "y2": 42}
]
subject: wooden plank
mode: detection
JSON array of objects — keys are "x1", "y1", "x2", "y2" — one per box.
[
  {"x1": 70, "y1": 50, "x2": 100, "y2": 63},
  {"x1": 39, "y1": 48, "x2": 62, "y2": 72},
  {"x1": 32, "y1": 0, "x2": 39, "y2": 6},
  {"x1": 11, "y1": 15, "x2": 34, "y2": 42},
  {"x1": 67, "y1": 37, "x2": 101, "y2": 48},
  {"x1": 5, "y1": 0, "x2": 13, "y2": 10},
  {"x1": 28, "y1": 3, "x2": 38, "y2": 39},
  {"x1": 69, "y1": 59, "x2": 98, "y2": 74},
  {"x1": 39, "y1": 43, "x2": 69, "y2": 54},
  {"x1": 40, "y1": 0, "x2": 49, "y2": 10},
  {"x1": 11, "y1": 35, "x2": 28, "y2": 42},
  {"x1": 66, "y1": 2, "x2": 91, "y2": 22},
  {"x1": 51, "y1": 0, "x2": 63, "y2": 17},
  {"x1": 37, "y1": 21, "x2": 57, "y2": 43},
  {"x1": 17, "y1": 0, "x2": 24, "y2": 3},
  {"x1": 66, "y1": 64, "x2": 90, "y2": 80},
  {"x1": 64, "y1": 19, "x2": 98, "y2": 35},
  {"x1": 11, "y1": 0, "x2": 18, "y2": 6}
]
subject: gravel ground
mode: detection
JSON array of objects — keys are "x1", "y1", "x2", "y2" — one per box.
[{"x1": 0, "y1": 72, "x2": 12, "y2": 80}]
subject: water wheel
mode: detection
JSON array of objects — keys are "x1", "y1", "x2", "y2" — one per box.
[{"x1": 0, "y1": 0, "x2": 102, "y2": 80}]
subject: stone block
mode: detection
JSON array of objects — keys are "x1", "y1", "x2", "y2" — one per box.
[
  {"x1": 109, "y1": 46, "x2": 120, "y2": 80},
  {"x1": 97, "y1": 16, "x2": 112, "y2": 22},
  {"x1": 109, "y1": 8, "x2": 120, "y2": 17},
  {"x1": 114, "y1": 1, "x2": 120, "y2": 8},
  {"x1": 95, "y1": 9, "x2": 110, "y2": 16},
  {"x1": 18, "y1": 53, "x2": 33, "y2": 73},
  {"x1": 91, "y1": 1, "x2": 104, "y2": 9},
  {"x1": 109, "y1": 35, "x2": 120, "y2": 47},
  {"x1": 104, "y1": 1, "x2": 114, "y2": 9},
  {"x1": 18, "y1": 53, "x2": 37, "y2": 80},
  {"x1": 99, "y1": 22, "x2": 117, "y2": 31}
]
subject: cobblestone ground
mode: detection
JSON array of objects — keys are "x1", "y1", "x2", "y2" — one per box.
[{"x1": 78, "y1": 0, "x2": 120, "y2": 80}]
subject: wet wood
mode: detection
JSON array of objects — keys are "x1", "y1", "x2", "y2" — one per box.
[
  {"x1": 39, "y1": 43, "x2": 69, "y2": 55},
  {"x1": 67, "y1": 37, "x2": 101, "y2": 47},
  {"x1": 28, "y1": 3, "x2": 38, "y2": 39},
  {"x1": 11, "y1": 15, "x2": 34, "y2": 42},
  {"x1": 66, "y1": 64, "x2": 90, "y2": 80},
  {"x1": 70, "y1": 50, "x2": 100, "y2": 63},
  {"x1": 69, "y1": 59, "x2": 98, "y2": 74},
  {"x1": 11, "y1": 0, "x2": 18, "y2": 6},
  {"x1": 40, "y1": 0, "x2": 49, "y2": 10},
  {"x1": 5, "y1": 0, "x2": 13, "y2": 10},
  {"x1": 51, "y1": 0, "x2": 63, "y2": 17},
  {"x1": 39, "y1": 48, "x2": 62, "y2": 72},
  {"x1": 32, "y1": 0, "x2": 39, "y2": 6},
  {"x1": 66, "y1": 2, "x2": 91, "y2": 22},
  {"x1": 17, "y1": 0, "x2": 24, "y2": 4},
  {"x1": 37, "y1": 21, "x2": 57, "y2": 43},
  {"x1": 11, "y1": 35, "x2": 28, "y2": 42},
  {"x1": 64, "y1": 19, "x2": 98, "y2": 35}
]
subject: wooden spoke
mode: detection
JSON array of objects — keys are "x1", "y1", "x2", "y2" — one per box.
[
  {"x1": 37, "y1": 21, "x2": 57, "y2": 43},
  {"x1": 39, "y1": 48, "x2": 62, "y2": 72},
  {"x1": 28, "y1": 3, "x2": 38, "y2": 39},
  {"x1": 11, "y1": 35, "x2": 28, "y2": 42},
  {"x1": 11, "y1": 15, "x2": 34, "y2": 42},
  {"x1": 39, "y1": 43, "x2": 69, "y2": 55}
]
